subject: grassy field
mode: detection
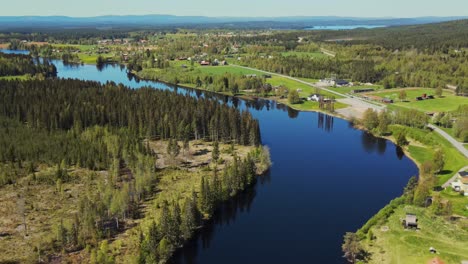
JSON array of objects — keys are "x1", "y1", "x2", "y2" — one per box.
[
  {"x1": 365, "y1": 205, "x2": 468, "y2": 264},
  {"x1": 0, "y1": 75, "x2": 30, "y2": 80},
  {"x1": 440, "y1": 188, "x2": 468, "y2": 217},
  {"x1": 389, "y1": 125, "x2": 467, "y2": 185},
  {"x1": 266, "y1": 76, "x2": 344, "y2": 99},
  {"x1": 77, "y1": 53, "x2": 101, "y2": 64},
  {"x1": 50, "y1": 44, "x2": 95, "y2": 52},
  {"x1": 366, "y1": 88, "x2": 468, "y2": 112}
]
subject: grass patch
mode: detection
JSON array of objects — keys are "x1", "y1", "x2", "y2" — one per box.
[
  {"x1": 0, "y1": 74, "x2": 30, "y2": 80},
  {"x1": 365, "y1": 205, "x2": 468, "y2": 264},
  {"x1": 390, "y1": 125, "x2": 467, "y2": 185},
  {"x1": 367, "y1": 88, "x2": 468, "y2": 112},
  {"x1": 267, "y1": 76, "x2": 344, "y2": 99}
]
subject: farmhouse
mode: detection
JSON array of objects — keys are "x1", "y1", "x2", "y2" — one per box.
[
  {"x1": 404, "y1": 214, "x2": 418, "y2": 229},
  {"x1": 335, "y1": 79, "x2": 350, "y2": 86},
  {"x1": 382, "y1": 98, "x2": 394, "y2": 104},
  {"x1": 307, "y1": 94, "x2": 321, "y2": 102},
  {"x1": 451, "y1": 171, "x2": 468, "y2": 195}
]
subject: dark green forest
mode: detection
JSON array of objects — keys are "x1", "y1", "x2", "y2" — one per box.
[
  {"x1": 0, "y1": 53, "x2": 57, "y2": 77},
  {"x1": 0, "y1": 78, "x2": 261, "y2": 183}
]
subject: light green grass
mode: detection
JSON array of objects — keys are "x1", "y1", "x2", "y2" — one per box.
[
  {"x1": 297, "y1": 77, "x2": 320, "y2": 83},
  {"x1": 0, "y1": 74, "x2": 30, "y2": 80},
  {"x1": 390, "y1": 125, "x2": 467, "y2": 185},
  {"x1": 365, "y1": 205, "x2": 468, "y2": 264},
  {"x1": 440, "y1": 188, "x2": 468, "y2": 217},
  {"x1": 267, "y1": 76, "x2": 344, "y2": 99},
  {"x1": 77, "y1": 53, "x2": 102, "y2": 64},
  {"x1": 368, "y1": 88, "x2": 468, "y2": 112},
  {"x1": 51, "y1": 44, "x2": 95, "y2": 51}
]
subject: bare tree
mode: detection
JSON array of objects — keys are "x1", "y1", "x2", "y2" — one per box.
[{"x1": 16, "y1": 194, "x2": 27, "y2": 237}]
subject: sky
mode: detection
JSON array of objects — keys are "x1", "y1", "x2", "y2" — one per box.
[{"x1": 1, "y1": 0, "x2": 468, "y2": 18}]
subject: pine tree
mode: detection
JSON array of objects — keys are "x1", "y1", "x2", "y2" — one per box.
[
  {"x1": 167, "y1": 201, "x2": 182, "y2": 246},
  {"x1": 212, "y1": 141, "x2": 220, "y2": 163},
  {"x1": 159, "y1": 201, "x2": 171, "y2": 240}
]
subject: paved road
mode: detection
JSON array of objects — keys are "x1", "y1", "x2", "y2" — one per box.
[
  {"x1": 428, "y1": 124, "x2": 468, "y2": 159},
  {"x1": 442, "y1": 165, "x2": 468, "y2": 188},
  {"x1": 231, "y1": 64, "x2": 384, "y2": 118}
]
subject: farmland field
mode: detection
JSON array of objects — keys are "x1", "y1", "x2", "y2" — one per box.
[{"x1": 365, "y1": 88, "x2": 468, "y2": 112}]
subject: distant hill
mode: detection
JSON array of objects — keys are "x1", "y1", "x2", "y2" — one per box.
[
  {"x1": 310, "y1": 19, "x2": 468, "y2": 51},
  {"x1": 0, "y1": 15, "x2": 466, "y2": 30}
]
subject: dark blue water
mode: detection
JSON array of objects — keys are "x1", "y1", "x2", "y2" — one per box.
[{"x1": 1, "y1": 52, "x2": 418, "y2": 263}]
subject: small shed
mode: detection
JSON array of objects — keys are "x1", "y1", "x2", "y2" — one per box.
[
  {"x1": 382, "y1": 98, "x2": 394, "y2": 104},
  {"x1": 404, "y1": 214, "x2": 418, "y2": 229}
]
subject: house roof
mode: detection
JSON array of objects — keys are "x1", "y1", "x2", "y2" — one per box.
[
  {"x1": 460, "y1": 177, "x2": 468, "y2": 184},
  {"x1": 406, "y1": 214, "x2": 417, "y2": 224},
  {"x1": 427, "y1": 257, "x2": 446, "y2": 264}
]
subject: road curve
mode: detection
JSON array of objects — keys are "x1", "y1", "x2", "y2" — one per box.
[
  {"x1": 427, "y1": 124, "x2": 468, "y2": 159},
  {"x1": 442, "y1": 165, "x2": 468, "y2": 188},
  {"x1": 231, "y1": 64, "x2": 385, "y2": 114}
]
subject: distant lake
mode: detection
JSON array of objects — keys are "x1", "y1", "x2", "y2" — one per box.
[
  {"x1": 0, "y1": 49, "x2": 29, "y2": 55},
  {"x1": 306, "y1": 25, "x2": 386, "y2": 30}
]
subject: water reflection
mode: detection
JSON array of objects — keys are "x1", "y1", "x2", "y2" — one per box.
[
  {"x1": 360, "y1": 132, "x2": 390, "y2": 155},
  {"x1": 318, "y1": 113, "x2": 334, "y2": 132},
  {"x1": 287, "y1": 107, "x2": 299, "y2": 119},
  {"x1": 171, "y1": 171, "x2": 271, "y2": 264},
  {"x1": 396, "y1": 146, "x2": 405, "y2": 160}
]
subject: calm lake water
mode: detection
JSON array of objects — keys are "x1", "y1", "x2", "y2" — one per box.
[
  {"x1": 305, "y1": 25, "x2": 386, "y2": 30},
  {"x1": 1, "y1": 51, "x2": 418, "y2": 263}
]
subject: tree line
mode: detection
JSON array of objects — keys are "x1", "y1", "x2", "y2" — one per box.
[
  {"x1": 0, "y1": 79, "x2": 261, "y2": 146},
  {"x1": 0, "y1": 53, "x2": 57, "y2": 78}
]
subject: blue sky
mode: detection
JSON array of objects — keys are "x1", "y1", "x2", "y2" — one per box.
[{"x1": 2, "y1": 0, "x2": 467, "y2": 17}]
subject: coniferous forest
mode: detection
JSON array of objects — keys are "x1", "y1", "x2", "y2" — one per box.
[
  {"x1": 0, "y1": 53, "x2": 57, "y2": 77},
  {"x1": 0, "y1": 78, "x2": 261, "y2": 165},
  {"x1": 0, "y1": 76, "x2": 268, "y2": 263}
]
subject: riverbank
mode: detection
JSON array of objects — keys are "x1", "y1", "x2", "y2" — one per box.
[
  {"x1": 0, "y1": 138, "x2": 271, "y2": 263},
  {"x1": 353, "y1": 124, "x2": 468, "y2": 263}
]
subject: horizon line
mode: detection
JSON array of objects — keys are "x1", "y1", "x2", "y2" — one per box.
[{"x1": 0, "y1": 14, "x2": 467, "y2": 19}]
